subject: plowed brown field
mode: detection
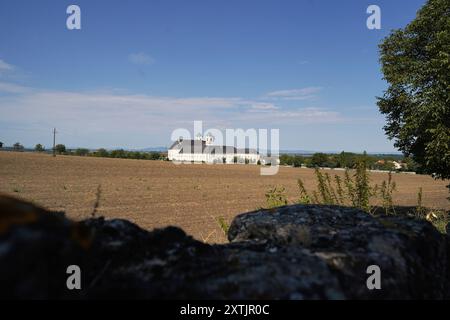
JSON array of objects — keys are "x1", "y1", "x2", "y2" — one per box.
[{"x1": 1, "y1": 151, "x2": 448, "y2": 243}]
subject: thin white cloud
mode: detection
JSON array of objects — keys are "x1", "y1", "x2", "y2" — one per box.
[
  {"x1": 265, "y1": 86, "x2": 322, "y2": 100},
  {"x1": 0, "y1": 59, "x2": 14, "y2": 73},
  {"x1": 248, "y1": 103, "x2": 279, "y2": 112},
  {"x1": 235, "y1": 107, "x2": 342, "y2": 124},
  {"x1": 0, "y1": 88, "x2": 342, "y2": 136},
  {"x1": 0, "y1": 83, "x2": 348, "y2": 149},
  {"x1": 0, "y1": 82, "x2": 30, "y2": 94},
  {"x1": 128, "y1": 52, "x2": 155, "y2": 65}
]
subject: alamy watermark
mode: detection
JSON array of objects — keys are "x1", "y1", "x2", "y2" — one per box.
[
  {"x1": 366, "y1": 265, "x2": 381, "y2": 290},
  {"x1": 367, "y1": 5, "x2": 381, "y2": 30},
  {"x1": 66, "y1": 5, "x2": 81, "y2": 30},
  {"x1": 66, "y1": 265, "x2": 81, "y2": 290},
  {"x1": 169, "y1": 121, "x2": 279, "y2": 175},
  {"x1": 65, "y1": 5, "x2": 380, "y2": 31}
]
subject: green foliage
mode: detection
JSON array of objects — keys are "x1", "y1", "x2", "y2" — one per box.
[
  {"x1": 281, "y1": 152, "x2": 420, "y2": 173},
  {"x1": 297, "y1": 179, "x2": 312, "y2": 204},
  {"x1": 279, "y1": 154, "x2": 305, "y2": 167},
  {"x1": 334, "y1": 175, "x2": 345, "y2": 204},
  {"x1": 75, "y1": 148, "x2": 90, "y2": 156},
  {"x1": 292, "y1": 158, "x2": 400, "y2": 214},
  {"x1": 373, "y1": 161, "x2": 396, "y2": 171},
  {"x1": 337, "y1": 151, "x2": 356, "y2": 168},
  {"x1": 377, "y1": 0, "x2": 450, "y2": 186},
  {"x1": 55, "y1": 144, "x2": 66, "y2": 154},
  {"x1": 314, "y1": 169, "x2": 334, "y2": 204},
  {"x1": 105, "y1": 149, "x2": 163, "y2": 160},
  {"x1": 296, "y1": 164, "x2": 374, "y2": 210},
  {"x1": 265, "y1": 186, "x2": 288, "y2": 208},
  {"x1": 148, "y1": 152, "x2": 162, "y2": 160},
  {"x1": 344, "y1": 169, "x2": 357, "y2": 207},
  {"x1": 402, "y1": 156, "x2": 420, "y2": 173},
  {"x1": 416, "y1": 187, "x2": 424, "y2": 215},
  {"x1": 35, "y1": 144, "x2": 45, "y2": 152},
  {"x1": 13, "y1": 142, "x2": 24, "y2": 151},
  {"x1": 429, "y1": 211, "x2": 449, "y2": 234},
  {"x1": 110, "y1": 149, "x2": 126, "y2": 158},
  {"x1": 95, "y1": 148, "x2": 109, "y2": 157},
  {"x1": 217, "y1": 216, "x2": 230, "y2": 236},
  {"x1": 379, "y1": 172, "x2": 397, "y2": 214},
  {"x1": 310, "y1": 153, "x2": 329, "y2": 167},
  {"x1": 354, "y1": 157, "x2": 371, "y2": 212}
]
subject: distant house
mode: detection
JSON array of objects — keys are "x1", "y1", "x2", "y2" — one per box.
[
  {"x1": 391, "y1": 161, "x2": 403, "y2": 170},
  {"x1": 168, "y1": 135, "x2": 260, "y2": 164}
]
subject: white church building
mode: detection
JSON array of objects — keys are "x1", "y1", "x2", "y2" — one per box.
[{"x1": 168, "y1": 134, "x2": 260, "y2": 164}]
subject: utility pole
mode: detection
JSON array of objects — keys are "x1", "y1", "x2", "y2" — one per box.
[{"x1": 52, "y1": 128, "x2": 57, "y2": 157}]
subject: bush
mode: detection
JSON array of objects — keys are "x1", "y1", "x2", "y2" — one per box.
[
  {"x1": 379, "y1": 172, "x2": 396, "y2": 214},
  {"x1": 75, "y1": 148, "x2": 90, "y2": 156},
  {"x1": 95, "y1": 148, "x2": 109, "y2": 157},
  {"x1": 110, "y1": 149, "x2": 126, "y2": 158},
  {"x1": 294, "y1": 158, "x2": 398, "y2": 214},
  {"x1": 310, "y1": 153, "x2": 329, "y2": 167},
  {"x1": 13, "y1": 142, "x2": 24, "y2": 151},
  {"x1": 35, "y1": 144, "x2": 45, "y2": 152},
  {"x1": 55, "y1": 144, "x2": 66, "y2": 154},
  {"x1": 217, "y1": 217, "x2": 230, "y2": 236},
  {"x1": 265, "y1": 186, "x2": 288, "y2": 208}
]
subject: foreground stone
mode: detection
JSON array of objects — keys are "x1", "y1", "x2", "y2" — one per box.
[{"x1": 0, "y1": 195, "x2": 448, "y2": 299}]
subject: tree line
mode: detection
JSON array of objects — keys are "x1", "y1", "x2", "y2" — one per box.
[
  {"x1": 56, "y1": 145, "x2": 166, "y2": 160},
  {"x1": 0, "y1": 142, "x2": 165, "y2": 161},
  {"x1": 279, "y1": 151, "x2": 420, "y2": 172}
]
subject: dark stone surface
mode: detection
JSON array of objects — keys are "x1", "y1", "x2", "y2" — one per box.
[
  {"x1": 0, "y1": 195, "x2": 448, "y2": 299},
  {"x1": 229, "y1": 205, "x2": 448, "y2": 299}
]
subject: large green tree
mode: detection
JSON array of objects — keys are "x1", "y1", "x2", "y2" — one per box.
[{"x1": 377, "y1": 0, "x2": 449, "y2": 188}]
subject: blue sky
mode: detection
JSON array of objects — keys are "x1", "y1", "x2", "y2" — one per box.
[{"x1": 0, "y1": 0, "x2": 426, "y2": 151}]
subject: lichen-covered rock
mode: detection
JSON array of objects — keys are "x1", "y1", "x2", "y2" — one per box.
[
  {"x1": 229, "y1": 205, "x2": 448, "y2": 299},
  {"x1": 0, "y1": 195, "x2": 448, "y2": 299}
]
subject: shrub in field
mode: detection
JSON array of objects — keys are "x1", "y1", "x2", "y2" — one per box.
[
  {"x1": 295, "y1": 160, "x2": 399, "y2": 214},
  {"x1": 265, "y1": 186, "x2": 288, "y2": 209},
  {"x1": 13, "y1": 142, "x2": 24, "y2": 151},
  {"x1": 416, "y1": 187, "x2": 424, "y2": 215},
  {"x1": 35, "y1": 144, "x2": 45, "y2": 152},
  {"x1": 379, "y1": 172, "x2": 396, "y2": 214},
  {"x1": 297, "y1": 167, "x2": 366, "y2": 208},
  {"x1": 95, "y1": 148, "x2": 109, "y2": 157},
  {"x1": 354, "y1": 160, "x2": 371, "y2": 212},
  {"x1": 217, "y1": 216, "x2": 230, "y2": 236},
  {"x1": 297, "y1": 179, "x2": 312, "y2": 204},
  {"x1": 55, "y1": 144, "x2": 66, "y2": 154},
  {"x1": 75, "y1": 148, "x2": 90, "y2": 156},
  {"x1": 310, "y1": 153, "x2": 329, "y2": 167}
]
